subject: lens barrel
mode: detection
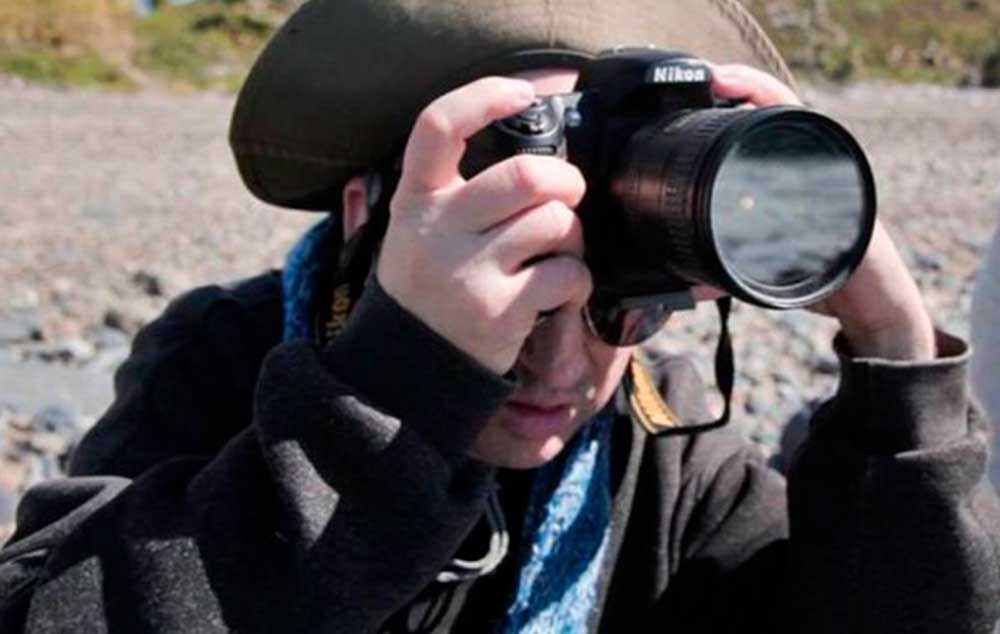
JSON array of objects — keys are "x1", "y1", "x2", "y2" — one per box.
[{"x1": 609, "y1": 106, "x2": 876, "y2": 308}]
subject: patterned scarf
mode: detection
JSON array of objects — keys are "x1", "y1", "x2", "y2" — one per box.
[{"x1": 499, "y1": 409, "x2": 613, "y2": 633}]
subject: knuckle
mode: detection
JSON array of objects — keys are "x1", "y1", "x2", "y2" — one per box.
[
  {"x1": 565, "y1": 163, "x2": 588, "y2": 201},
  {"x1": 541, "y1": 157, "x2": 587, "y2": 205},
  {"x1": 546, "y1": 203, "x2": 584, "y2": 256},
  {"x1": 389, "y1": 190, "x2": 418, "y2": 217},
  {"x1": 538, "y1": 200, "x2": 573, "y2": 244},
  {"x1": 508, "y1": 155, "x2": 547, "y2": 197},
  {"x1": 561, "y1": 257, "x2": 590, "y2": 294},
  {"x1": 415, "y1": 105, "x2": 454, "y2": 140}
]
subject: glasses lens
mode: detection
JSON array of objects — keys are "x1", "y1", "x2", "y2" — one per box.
[{"x1": 584, "y1": 297, "x2": 672, "y2": 346}]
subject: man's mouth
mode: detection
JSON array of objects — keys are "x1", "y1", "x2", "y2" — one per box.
[{"x1": 500, "y1": 398, "x2": 576, "y2": 441}]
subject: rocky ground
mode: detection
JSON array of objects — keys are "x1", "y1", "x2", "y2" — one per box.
[{"x1": 2, "y1": 75, "x2": 999, "y2": 540}]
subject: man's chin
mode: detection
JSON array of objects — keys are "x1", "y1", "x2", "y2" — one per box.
[{"x1": 471, "y1": 437, "x2": 567, "y2": 470}]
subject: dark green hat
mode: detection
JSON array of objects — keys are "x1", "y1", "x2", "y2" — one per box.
[{"x1": 230, "y1": 0, "x2": 795, "y2": 211}]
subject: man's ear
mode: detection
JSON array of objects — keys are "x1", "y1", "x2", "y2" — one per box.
[{"x1": 341, "y1": 175, "x2": 370, "y2": 241}]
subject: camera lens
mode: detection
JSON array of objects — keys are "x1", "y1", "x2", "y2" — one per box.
[
  {"x1": 710, "y1": 116, "x2": 870, "y2": 291},
  {"x1": 608, "y1": 106, "x2": 875, "y2": 308}
]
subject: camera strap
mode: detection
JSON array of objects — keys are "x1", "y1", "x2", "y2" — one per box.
[
  {"x1": 708, "y1": 296, "x2": 735, "y2": 430},
  {"x1": 316, "y1": 165, "x2": 398, "y2": 346},
  {"x1": 628, "y1": 296, "x2": 733, "y2": 435}
]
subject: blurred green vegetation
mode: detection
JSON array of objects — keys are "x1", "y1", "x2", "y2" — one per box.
[
  {"x1": 1, "y1": 0, "x2": 1000, "y2": 90},
  {"x1": 0, "y1": 0, "x2": 296, "y2": 91},
  {"x1": 0, "y1": 49, "x2": 133, "y2": 89},
  {"x1": 132, "y1": 1, "x2": 279, "y2": 90},
  {"x1": 745, "y1": 0, "x2": 1000, "y2": 85},
  {"x1": 0, "y1": 0, "x2": 134, "y2": 88}
]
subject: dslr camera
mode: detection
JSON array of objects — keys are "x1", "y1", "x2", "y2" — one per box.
[{"x1": 464, "y1": 48, "x2": 876, "y2": 313}]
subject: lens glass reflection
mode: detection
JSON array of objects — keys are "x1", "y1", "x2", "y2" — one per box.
[{"x1": 710, "y1": 121, "x2": 867, "y2": 287}]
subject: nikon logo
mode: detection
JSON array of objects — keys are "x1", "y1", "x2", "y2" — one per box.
[{"x1": 651, "y1": 65, "x2": 707, "y2": 84}]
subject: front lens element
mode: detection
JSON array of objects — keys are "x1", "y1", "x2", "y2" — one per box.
[{"x1": 710, "y1": 119, "x2": 869, "y2": 289}]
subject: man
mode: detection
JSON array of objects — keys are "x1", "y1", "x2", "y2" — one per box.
[{"x1": 1, "y1": 1, "x2": 998, "y2": 632}]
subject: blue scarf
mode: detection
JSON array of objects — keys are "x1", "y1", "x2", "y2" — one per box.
[
  {"x1": 500, "y1": 409, "x2": 614, "y2": 633},
  {"x1": 283, "y1": 217, "x2": 614, "y2": 633}
]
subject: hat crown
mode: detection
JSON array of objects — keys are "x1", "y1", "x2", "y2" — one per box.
[{"x1": 230, "y1": 0, "x2": 794, "y2": 210}]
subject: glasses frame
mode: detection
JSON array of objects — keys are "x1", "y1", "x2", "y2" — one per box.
[{"x1": 582, "y1": 289, "x2": 698, "y2": 347}]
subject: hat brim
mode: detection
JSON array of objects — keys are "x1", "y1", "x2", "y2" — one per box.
[{"x1": 230, "y1": 0, "x2": 795, "y2": 211}]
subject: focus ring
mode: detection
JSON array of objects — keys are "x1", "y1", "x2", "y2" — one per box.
[{"x1": 612, "y1": 108, "x2": 742, "y2": 288}]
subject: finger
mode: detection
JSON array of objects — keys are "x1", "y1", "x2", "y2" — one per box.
[
  {"x1": 513, "y1": 255, "x2": 593, "y2": 315},
  {"x1": 449, "y1": 155, "x2": 586, "y2": 232},
  {"x1": 486, "y1": 200, "x2": 584, "y2": 272},
  {"x1": 709, "y1": 63, "x2": 802, "y2": 107},
  {"x1": 399, "y1": 77, "x2": 536, "y2": 195}
]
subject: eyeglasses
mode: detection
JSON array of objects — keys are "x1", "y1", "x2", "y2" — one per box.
[{"x1": 581, "y1": 292, "x2": 688, "y2": 347}]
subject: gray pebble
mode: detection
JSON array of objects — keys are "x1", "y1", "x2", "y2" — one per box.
[
  {"x1": 26, "y1": 338, "x2": 97, "y2": 365},
  {"x1": 86, "y1": 346, "x2": 130, "y2": 372},
  {"x1": 0, "y1": 315, "x2": 40, "y2": 344},
  {"x1": 131, "y1": 270, "x2": 164, "y2": 297},
  {"x1": 89, "y1": 326, "x2": 130, "y2": 350},
  {"x1": 61, "y1": 338, "x2": 97, "y2": 363},
  {"x1": 0, "y1": 487, "x2": 16, "y2": 528},
  {"x1": 8, "y1": 287, "x2": 40, "y2": 311},
  {"x1": 29, "y1": 405, "x2": 81, "y2": 437},
  {"x1": 913, "y1": 249, "x2": 947, "y2": 272},
  {"x1": 102, "y1": 308, "x2": 128, "y2": 333}
]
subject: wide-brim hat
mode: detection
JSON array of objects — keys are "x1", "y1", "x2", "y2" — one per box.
[{"x1": 230, "y1": 0, "x2": 795, "y2": 211}]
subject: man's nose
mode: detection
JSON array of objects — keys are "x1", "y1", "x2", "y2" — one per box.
[{"x1": 516, "y1": 307, "x2": 589, "y2": 390}]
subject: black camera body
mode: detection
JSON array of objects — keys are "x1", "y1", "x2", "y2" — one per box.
[{"x1": 464, "y1": 49, "x2": 876, "y2": 311}]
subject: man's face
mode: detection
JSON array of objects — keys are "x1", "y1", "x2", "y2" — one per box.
[
  {"x1": 470, "y1": 304, "x2": 635, "y2": 469},
  {"x1": 466, "y1": 69, "x2": 636, "y2": 470}
]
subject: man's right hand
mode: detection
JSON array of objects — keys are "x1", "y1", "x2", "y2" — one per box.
[{"x1": 377, "y1": 77, "x2": 592, "y2": 375}]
